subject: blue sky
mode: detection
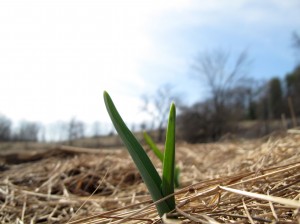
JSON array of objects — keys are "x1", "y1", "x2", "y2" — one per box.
[{"x1": 0, "y1": 0, "x2": 299, "y2": 137}]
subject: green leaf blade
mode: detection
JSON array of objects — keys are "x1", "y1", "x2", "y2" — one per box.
[
  {"x1": 161, "y1": 102, "x2": 176, "y2": 210},
  {"x1": 144, "y1": 132, "x2": 181, "y2": 189},
  {"x1": 103, "y1": 91, "x2": 171, "y2": 217},
  {"x1": 174, "y1": 166, "x2": 180, "y2": 188},
  {"x1": 143, "y1": 131, "x2": 164, "y2": 162}
]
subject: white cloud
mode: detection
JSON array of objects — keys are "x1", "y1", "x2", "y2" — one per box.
[
  {"x1": 0, "y1": 0, "x2": 173, "y2": 123},
  {"x1": 0, "y1": 0, "x2": 299, "y2": 130}
]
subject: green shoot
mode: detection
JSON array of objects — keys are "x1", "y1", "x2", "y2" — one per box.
[
  {"x1": 161, "y1": 102, "x2": 176, "y2": 209},
  {"x1": 143, "y1": 132, "x2": 164, "y2": 161},
  {"x1": 143, "y1": 132, "x2": 181, "y2": 188},
  {"x1": 174, "y1": 166, "x2": 180, "y2": 189},
  {"x1": 103, "y1": 91, "x2": 176, "y2": 217}
]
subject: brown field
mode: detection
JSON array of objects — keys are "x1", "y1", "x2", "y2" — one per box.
[{"x1": 0, "y1": 131, "x2": 299, "y2": 223}]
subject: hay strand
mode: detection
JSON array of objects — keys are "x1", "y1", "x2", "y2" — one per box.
[{"x1": 0, "y1": 133, "x2": 299, "y2": 223}]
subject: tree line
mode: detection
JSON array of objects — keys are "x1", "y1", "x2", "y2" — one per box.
[
  {"x1": 1, "y1": 32, "x2": 299, "y2": 144},
  {"x1": 0, "y1": 116, "x2": 102, "y2": 144},
  {"x1": 177, "y1": 32, "x2": 300, "y2": 142},
  {"x1": 177, "y1": 64, "x2": 300, "y2": 142},
  {"x1": 142, "y1": 32, "x2": 300, "y2": 143},
  {"x1": 0, "y1": 117, "x2": 40, "y2": 142}
]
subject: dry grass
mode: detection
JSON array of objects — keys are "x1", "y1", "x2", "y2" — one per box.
[{"x1": 0, "y1": 131, "x2": 299, "y2": 223}]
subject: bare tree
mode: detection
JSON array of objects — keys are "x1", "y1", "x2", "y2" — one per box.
[
  {"x1": 47, "y1": 121, "x2": 68, "y2": 142},
  {"x1": 14, "y1": 121, "x2": 40, "y2": 142},
  {"x1": 141, "y1": 84, "x2": 181, "y2": 142},
  {"x1": 38, "y1": 124, "x2": 46, "y2": 142},
  {"x1": 0, "y1": 114, "x2": 12, "y2": 141},
  {"x1": 292, "y1": 31, "x2": 300, "y2": 65},
  {"x1": 177, "y1": 100, "x2": 214, "y2": 143},
  {"x1": 192, "y1": 48, "x2": 251, "y2": 139},
  {"x1": 193, "y1": 48, "x2": 250, "y2": 108},
  {"x1": 268, "y1": 77, "x2": 283, "y2": 119},
  {"x1": 92, "y1": 121, "x2": 101, "y2": 138},
  {"x1": 67, "y1": 118, "x2": 85, "y2": 145}
]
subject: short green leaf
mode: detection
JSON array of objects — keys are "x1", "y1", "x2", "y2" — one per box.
[
  {"x1": 174, "y1": 166, "x2": 180, "y2": 188},
  {"x1": 143, "y1": 131, "x2": 180, "y2": 188},
  {"x1": 143, "y1": 131, "x2": 164, "y2": 162}
]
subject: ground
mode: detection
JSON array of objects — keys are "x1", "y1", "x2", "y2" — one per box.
[{"x1": 0, "y1": 131, "x2": 299, "y2": 223}]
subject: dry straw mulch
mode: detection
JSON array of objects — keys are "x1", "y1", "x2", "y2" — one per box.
[{"x1": 0, "y1": 131, "x2": 299, "y2": 223}]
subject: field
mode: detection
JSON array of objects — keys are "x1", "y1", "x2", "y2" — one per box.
[{"x1": 0, "y1": 131, "x2": 299, "y2": 223}]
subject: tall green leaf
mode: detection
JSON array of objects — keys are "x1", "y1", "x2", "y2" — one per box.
[
  {"x1": 103, "y1": 91, "x2": 172, "y2": 217},
  {"x1": 161, "y1": 102, "x2": 176, "y2": 210}
]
